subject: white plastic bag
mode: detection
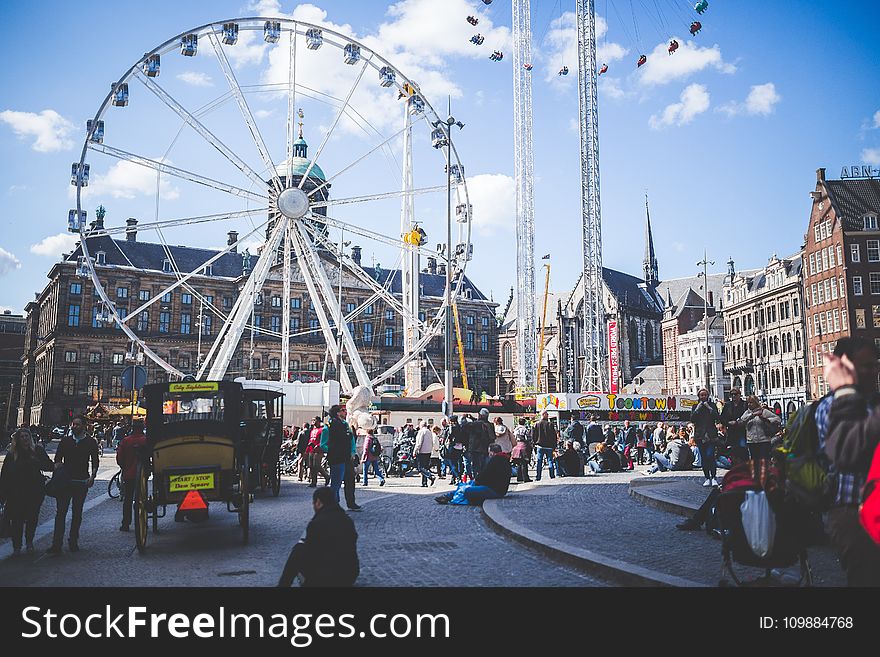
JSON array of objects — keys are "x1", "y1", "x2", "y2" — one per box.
[{"x1": 740, "y1": 490, "x2": 776, "y2": 558}]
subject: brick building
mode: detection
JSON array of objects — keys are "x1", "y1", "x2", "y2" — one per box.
[
  {"x1": 0, "y1": 311, "x2": 26, "y2": 430},
  {"x1": 803, "y1": 168, "x2": 880, "y2": 397}
]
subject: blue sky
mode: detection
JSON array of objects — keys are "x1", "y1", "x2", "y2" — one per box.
[{"x1": 0, "y1": 0, "x2": 878, "y2": 315}]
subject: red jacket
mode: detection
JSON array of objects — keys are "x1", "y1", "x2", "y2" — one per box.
[{"x1": 116, "y1": 431, "x2": 146, "y2": 482}]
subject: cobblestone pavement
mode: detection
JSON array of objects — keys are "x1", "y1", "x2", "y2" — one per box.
[{"x1": 494, "y1": 473, "x2": 846, "y2": 587}]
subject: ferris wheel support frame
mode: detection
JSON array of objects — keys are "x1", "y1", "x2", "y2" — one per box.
[
  {"x1": 576, "y1": 0, "x2": 607, "y2": 392},
  {"x1": 401, "y1": 98, "x2": 421, "y2": 395},
  {"x1": 512, "y1": 0, "x2": 537, "y2": 394}
]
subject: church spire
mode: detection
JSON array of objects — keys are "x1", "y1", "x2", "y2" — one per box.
[{"x1": 643, "y1": 193, "x2": 659, "y2": 286}]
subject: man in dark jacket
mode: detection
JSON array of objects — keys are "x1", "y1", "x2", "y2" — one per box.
[
  {"x1": 532, "y1": 410, "x2": 558, "y2": 481},
  {"x1": 321, "y1": 405, "x2": 355, "y2": 507},
  {"x1": 467, "y1": 408, "x2": 495, "y2": 479},
  {"x1": 585, "y1": 416, "x2": 604, "y2": 445},
  {"x1": 690, "y1": 388, "x2": 721, "y2": 486},
  {"x1": 278, "y1": 487, "x2": 359, "y2": 587},
  {"x1": 822, "y1": 338, "x2": 880, "y2": 586},
  {"x1": 116, "y1": 419, "x2": 146, "y2": 532},
  {"x1": 435, "y1": 444, "x2": 510, "y2": 505},
  {"x1": 720, "y1": 388, "x2": 747, "y2": 448},
  {"x1": 49, "y1": 415, "x2": 99, "y2": 553}
]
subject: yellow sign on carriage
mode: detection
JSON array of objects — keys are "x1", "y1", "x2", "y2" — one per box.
[{"x1": 169, "y1": 382, "x2": 219, "y2": 393}]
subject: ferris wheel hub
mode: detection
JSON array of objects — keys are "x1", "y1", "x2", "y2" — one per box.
[{"x1": 277, "y1": 187, "x2": 310, "y2": 219}]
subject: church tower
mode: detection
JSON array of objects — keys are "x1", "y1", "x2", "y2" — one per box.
[{"x1": 643, "y1": 194, "x2": 659, "y2": 286}]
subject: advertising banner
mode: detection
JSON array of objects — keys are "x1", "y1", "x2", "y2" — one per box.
[{"x1": 608, "y1": 320, "x2": 619, "y2": 394}]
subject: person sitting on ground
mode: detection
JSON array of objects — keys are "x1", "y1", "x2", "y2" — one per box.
[
  {"x1": 586, "y1": 441, "x2": 622, "y2": 473},
  {"x1": 646, "y1": 427, "x2": 695, "y2": 474},
  {"x1": 557, "y1": 440, "x2": 584, "y2": 477},
  {"x1": 278, "y1": 486, "x2": 359, "y2": 587},
  {"x1": 435, "y1": 444, "x2": 511, "y2": 505},
  {"x1": 676, "y1": 446, "x2": 750, "y2": 534}
]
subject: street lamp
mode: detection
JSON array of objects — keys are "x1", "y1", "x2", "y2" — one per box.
[
  {"x1": 696, "y1": 250, "x2": 715, "y2": 395},
  {"x1": 431, "y1": 100, "x2": 464, "y2": 417}
]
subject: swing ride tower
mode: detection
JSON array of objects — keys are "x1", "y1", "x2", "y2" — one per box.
[
  {"x1": 512, "y1": 0, "x2": 537, "y2": 394},
  {"x1": 576, "y1": 0, "x2": 607, "y2": 392}
]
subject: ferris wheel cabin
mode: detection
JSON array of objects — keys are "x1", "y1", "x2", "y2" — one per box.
[
  {"x1": 67, "y1": 210, "x2": 86, "y2": 233},
  {"x1": 456, "y1": 203, "x2": 472, "y2": 224},
  {"x1": 264, "y1": 21, "x2": 281, "y2": 43},
  {"x1": 221, "y1": 23, "x2": 239, "y2": 45},
  {"x1": 408, "y1": 95, "x2": 425, "y2": 115},
  {"x1": 343, "y1": 43, "x2": 361, "y2": 65},
  {"x1": 111, "y1": 82, "x2": 128, "y2": 107},
  {"x1": 379, "y1": 66, "x2": 396, "y2": 87},
  {"x1": 180, "y1": 33, "x2": 198, "y2": 57},
  {"x1": 305, "y1": 28, "x2": 323, "y2": 49},
  {"x1": 86, "y1": 119, "x2": 104, "y2": 144},
  {"x1": 431, "y1": 128, "x2": 448, "y2": 149},
  {"x1": 143, "y1": 54, "x2": 161, "y2": 77},
  {"x1": 70, "y1": 163, "x2": 89, "y2": 187}
]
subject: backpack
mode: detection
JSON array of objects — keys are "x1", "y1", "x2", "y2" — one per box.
[
  {"x1": 859, "y1": 440, "x2": 880, "y2": 545},
  {"x1": 777, "y1": 401, "x2": 832, "y2": 509},
  {"x1": 368, "y1": 436, "x2": 382, "y2": 457}
]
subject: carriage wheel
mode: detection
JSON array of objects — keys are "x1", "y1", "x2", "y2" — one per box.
[
  {"x1": 239, "y1": 455, "x2": 250, "y2": 544},
  {"x1": 272, "y1": 459, "x2": 282, "y2": 497},
  {"x1": 134, "y1": 463, "x2": 149, "y2": 553}
]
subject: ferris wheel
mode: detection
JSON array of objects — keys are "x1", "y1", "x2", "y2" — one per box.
[{"x1": 70, "y1": 17, "x2": 472, "y2": 393}]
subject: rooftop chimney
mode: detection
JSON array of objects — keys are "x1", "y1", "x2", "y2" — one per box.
[
  {"x1": 351, "y1": 245, "x2": 362, "y2": 266},
  {"x1": 125, "y1": 217, "x2": 138, "y2": 242},
  {"x1": 708, "y1": 290, "x2": 714, "y2": 307},
  {"x1": 816, "y1": 167, "x2": 826, "y2": 183},
  {"x1": 426, "y1": 256, "x2": 437, "y2": 275},
  {"x1": 227, "y1": 231, "x2": 238, "y2": 253}
]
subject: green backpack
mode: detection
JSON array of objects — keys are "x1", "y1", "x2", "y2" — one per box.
[{"x1": 777, "y1": 400, "x2": 832, "y2": 509}]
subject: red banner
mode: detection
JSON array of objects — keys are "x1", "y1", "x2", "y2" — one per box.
[{"x1": 608, "y1": 320, "x2": 619, "y2": 393}]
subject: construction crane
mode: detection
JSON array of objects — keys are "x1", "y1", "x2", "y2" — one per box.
[
  {"x1": 512, "y1": 0, "x2": 537, "y2": 396},
  {"x1": 535, "y1": 260, "x2": 551, "y2": 392},
  {"x1": 576, "y1": 0, "x2": 607, "y2": 392},
  {"x1": 451, "y1": 299, "x2": 469, "y2": 391}
]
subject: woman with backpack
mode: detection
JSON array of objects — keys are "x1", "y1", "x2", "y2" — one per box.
[
  {"x1": 361, "y1": 428, "x2": 385, "y2": 487},
  {"x1": 306, "y1": 417, "x2": 330, "y2": 488},
  {"x1": 0, "y1": 427, "x2": 53, "y2": 555}
]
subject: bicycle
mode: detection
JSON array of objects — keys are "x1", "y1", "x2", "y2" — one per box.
[{"x1": 108, "y1": 469, "x2": 123, "y2": 499}]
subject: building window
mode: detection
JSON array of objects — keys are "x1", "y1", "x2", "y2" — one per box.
[
  {"x1": 269, "y1": 357, "x2": 280, "y2": 371},
  {"x1": 481, "y1": 334, "x2": 489, "y2": 351},
  {"x1": 307, "y1": 361, "x2": 319, "y2": 372},
  {"x1": 89, "y1": 352, "x2": 101, "y2": 364},
  {"x1": 202, "y1": 315, "x2": 212, "y2": 336},
  {"x1": 64, "y1": 350, "x2": 77, "y2": 363},
  {"x1": 856, "y1": 308, "x2": 867, "y2": 329},
  {"x1": 253, "y1": 315, "x2": 262, "y2": 328},
  {"x1": 180, "y1": 313, "x2": 191, "y2": 334},
  {"x1": 364, "y1": 303, "x2": 373, "y2": 315},
  {"x1": 117, "y1": 286, "x2": 128, "y2": 299},
  {"x1": 69, "y1": 282, "x2": 82, "y2": 295},
  {"x1": 159, "y1": 311, "x2": 170, "y2": 333},
  {"x1": 346, "y1": 302, "x2": 356, "y2": 314},
  {"x1": 291, "y1": 359, "x2": 300, "y2": 371},
  {"x1": 181, "y1": 293, "x2": 192, "y2": 305},
  {"x1": 385, "y1": 327, "x2": 394, "y2": 347},
  {"x1": 502, "y1": 342, "x2": 512, "y2": 370},
  {"x1": 291, "y1": 297, "x2": 301, "y2": 310},
  {"x1": 289, "y1": 316, "x2": 300, "y2": 331},
  {"x1": 865, "y1": 215, "x2": 878, "y2": 230},
  {"x1": 871, "y1": 273, "x2": 880, "y2": 295},
  {"x1": 62, "y1": 374, "x2": 76, "y2": 396},
  {"x1": 161, "y1": 291, "x2": 172, "y2": 303},
  {"x1": 178, "y1": 355, "x2": 190, "y2": 370},
  {"x1": 869, "y1": 240, "x2": 880, "y2": 262},
  {"x1": 854, "y1": 276, "x2": 863, "y2": 296},
  {"x1": 385, "y1": 310, "x2": 394, "y2": 322},
  {"x1": 223, "y1": 297, "x2": 233, "y2": 309},
  {"x1": 67, "y1": 304, "x2": 80, "y2": 327},
  {"x1": 202, "y1": 265, "x2": 213, "y2": 276},
  {"x1": 466, "y1": 315, "x2": 475, "y2": 326},
  {"x1": 137, "y1": 311, "x2": 149, "y2": 332},
  {"x1": 363, "y1": 323, "x2": 373, "y2": 345},
  {"x1": 162, "y1": 259, "x2": 172, "y2": 273},
  {"x1": 271, "y1": 315, "x2": 281, "y2": 332},
  {"x1": 851, "y1": 244, "x2": 861, "y2": 263},
  {"x1": 272, "y1": 295, "x2": 282, "y2": 308},
  {"x1": 96, "y1": 252, "x2": 106, "y2": 265},
  {"x1": 112, "y1": 353, "x2": 124, "y2": 365},
  {"x1": 466, "y1": 332, "x2": 474, "y2": 351},
  {"x1": 139, "y1": 289, "x2": 150, "y2": 302}
]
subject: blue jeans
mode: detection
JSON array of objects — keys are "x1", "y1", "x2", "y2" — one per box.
[
  {"x1": 651, "y1": 452, "x2": 671, "y2": 472},
  {"x1": 442, "y1": 456, "x2": 460, "y2": 481},
  {"x1": 329, "y1": 462, "x2": 346, "y2": 503},
  {"x1": 536, "y1": 447, "x2": 556, "y2": 480},
  {"x1": 588, "y1": 460, "x2": 602, "y2": 473},
  {"x1": 698, "y1": 443, "x2": 716, "y2": 479},
  {"x1": 461, "y1": 452, "x2": 474, "y2": 480},
  {"x1": 468, "y1": 452, "x2": 486, "y2": 480},
  {"x1": 362, "y1": 460, "x2": 384, "y2": 485},
  {"x1": 439, "y1": 485, "x2": 503, "y2": 506}
]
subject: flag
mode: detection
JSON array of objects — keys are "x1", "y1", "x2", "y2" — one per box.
[{"x1": 541, "y1": 254, "x2": 550, "y2": 260}]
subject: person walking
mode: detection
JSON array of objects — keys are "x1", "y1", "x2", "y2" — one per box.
[
  {"x1": 49, "y1": 415, "x2": 99, "y2": 553},
  {"x1": 532, "y1": 410, "x2": 557, "y2": 481},
  {"x1": 691, "y1": 388, "x2": 721, "y2": 487},
  {"x1": 468, "y1": 409, "x2": 494, "y2": 478},
  {"x1": 293, "y1": 425, "x2": 309, "y2": 482},
  {"x1": 720, "y1": 388, "x2": 748, "y2": 449},
  {"x1": 430, "y1": 425, "x2": 443, "y2": 478},
  {"x1": 735, "y1": 395, "x2": 781, "y2": 461},
  {"x1": 635, "y1": 427, "x2": 648, "y2": 465},
  {"x1": 492, "y1": 416, "x2": 514, "y2": 458},
  {"x1": 413, "y1": 421, "x2": 436, "y2": 487},
  {"x1": 115, "y1": 418, "x2": 146, "y2": 532},
  {"x1": 306, "y1": 417, "x2": 329, "y2": 488},
  {"x1": 0, "y1": 427, "x2": 53, "y2": 555},
  {"x1": 443, "y1": 416, "x2": 464, "y2": 484},
  {"x1": 361, "y1": 428, "x2": 386, "y2": 487},
  {"x1": 321, "y1": 407, "x2": 351, "y2": 503}
]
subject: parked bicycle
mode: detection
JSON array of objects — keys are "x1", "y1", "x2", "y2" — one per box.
[{"x1": 108, "y1": 468, "x2": 123, "y2": 499}]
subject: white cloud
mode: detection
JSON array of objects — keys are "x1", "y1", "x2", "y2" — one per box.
[
  {"x1": 719, "y1": 82, "x2": 781, "y2": 117},
  {"x1": 176, "y1": 72, "x2": 214, "y2": 87},
  {"x1": 649, "y1": 83, "x2": 710, "y2": 129},
  {"x1": 78, "y1": 158, "x2": 180, "y2": 201},
  {"x1": 0, "y1": 247, "x2": 21, "y2": 275},
  {"x1": 542, "y1": 12, "x2": 627, "y2": 84},
  {"x1": 873, "y1": 110, "x2": 880, "y2": 129},
  {"x1": 0, "y1": 109, "x2": 75, "y2": 152},
  {"x1": 863, "y1": 148, "x2": 880, "y2": 166},
  {"x1": 254, "y1": 109, "x2": 274, "y2": 119},
  {"x1": 466, "y1": 173, "x2": 515, "y2": 236},
  {"x1": 30, "y1": 233, "x2": 78, "y2": 258},
  {"x1": 637, "y1": 39, "x2": 735, "y2": 87}
]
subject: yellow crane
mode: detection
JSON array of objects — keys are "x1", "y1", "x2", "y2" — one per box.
[
  {"x1": 451, "y1": 299, "x2": 469, "y2": 391},
  {"x1": 535, "y1": 260, "x2": 551, "y2": 392}
]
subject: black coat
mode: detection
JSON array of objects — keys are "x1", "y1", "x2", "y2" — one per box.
[
  {"x1": 533, "y1": 420, "x2": 557, "y2": 449},
  {"x1": 720, "y1": 399, "x2": 747, "y2": 445},
  {"x1": 0, "y1": 446, "x2": 52, "y2": 518},
  {"x1": 468, "y1": 419, "x2": 494, "y2": 454},
  {"x1": 326, "y1": 418, "x2": 353, "y2": 466},
  {"x1": 475, "y1": 455, "x2": 511, "y2": 496},
  {"x1": 279, "y1": 504, "x2": 359, "y2": 587},
  {"x1": 690, "y1": 401, "x2": 720, "y2": 444}
]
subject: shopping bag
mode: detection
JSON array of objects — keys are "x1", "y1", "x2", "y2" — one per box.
[{"x1": 740, "y1": 490, "x2": 776, "y2": 558}]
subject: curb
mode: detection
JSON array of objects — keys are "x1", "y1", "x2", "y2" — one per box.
[
  {"x1": 482, "y1": 494, "x2": 704, "y2": 588},
  {"x1": 628, "y1": 477, "x2": 701, "y2": 517}
]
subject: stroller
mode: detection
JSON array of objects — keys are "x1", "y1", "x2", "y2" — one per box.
[{"x1": 715, "y1": 460, "x2": 813, "y2": 587}]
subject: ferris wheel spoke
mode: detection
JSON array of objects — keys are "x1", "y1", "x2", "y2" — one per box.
[
  {"x1": 307, "y1": 118, "x2": 427, "y2": 200},
  {"x1": 134, "y1": 69, "x2": 269, "y2": 191},
  {"x1": 291, "y1": 220, "x2": 371, "y2": 388},
  {"x1": 370, "y1": 325, "x2": 443, "y2": 388},
  {"x1": 87, "y1": 208, "x2": 268, "y2": 238},
  {"x1": 317, "y1": 211, "x2": 439, "y2": 260},
  {"x1": 287, "y1": 224, "x2": 354, "y2": 391},
  {"x1": 206, "y1": 31, "x2": 282, "y2": 195},
  {"x1": 310, "y1": 185, "x2": 446, "y2": 210},
  {"x1": 281, "y1": 223, "x2": 292, "y2": 381},
  {"x1": 120, "y1": 216, "x2": 271, "y2": 323},
  {"x1": 89, "y1": 143, "x2": 266, "y2": 202},
  {"x1": 285, "y1": 26, "x2": 298, "y2": 184},
  {"x1": 298, "y1": 57, "x2": 372, "y2": 190}
]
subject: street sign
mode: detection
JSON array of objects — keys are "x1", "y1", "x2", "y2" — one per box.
[{"x1": 121, "y1": 365, "x2": 148, "y2": 392}]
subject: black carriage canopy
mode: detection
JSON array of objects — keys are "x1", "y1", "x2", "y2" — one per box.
[{"x1": 143, "y1": 381, "x2": 243, "y2": 442}]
